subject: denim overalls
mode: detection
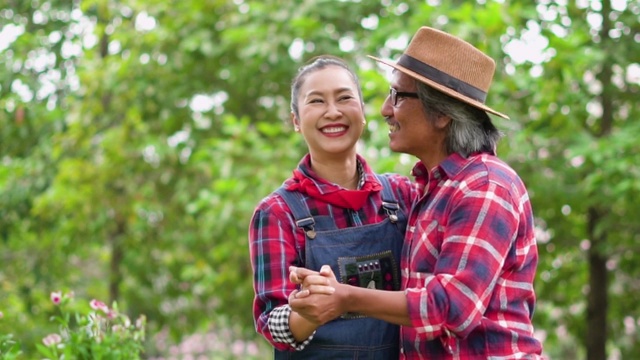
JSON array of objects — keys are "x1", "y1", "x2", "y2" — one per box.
[{"x1": 274, "y1": 174, "x2": 407, "y2": 360}]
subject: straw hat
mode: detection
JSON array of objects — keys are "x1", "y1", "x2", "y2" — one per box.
[{"x1": 369, "y1": 26, "x2": 508, "y2": 119}]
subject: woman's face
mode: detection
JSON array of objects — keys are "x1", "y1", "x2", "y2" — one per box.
[{"x1": 292, "y1": 65, "x2": 365, "y2": 161}]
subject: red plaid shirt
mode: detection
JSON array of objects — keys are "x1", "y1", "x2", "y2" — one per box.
[
  {"x1": 400, "y1": 153, "x2": 543, "y2": 359},
  {"x1": 249, "y1": 154, "x2": 419, "y2": 350}
]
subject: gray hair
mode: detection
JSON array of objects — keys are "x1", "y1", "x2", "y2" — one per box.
[
  {"x1": 290, "y1": 55, "x2": 363, "y2": 120},
  {"x1": 416, "y1": 81, "x2": 503, "y2": 157}
]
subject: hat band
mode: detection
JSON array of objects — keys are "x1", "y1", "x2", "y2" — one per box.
[{"x1": 397, "y1": 55, "x2": 487, "y2": 103}]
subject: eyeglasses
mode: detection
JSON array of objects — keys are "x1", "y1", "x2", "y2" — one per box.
[{"x1": 389, "y1": 88, "x2": 419, "y2": 107}]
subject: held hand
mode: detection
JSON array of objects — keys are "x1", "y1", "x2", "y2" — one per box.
[
  {"x1": 289, "y1": 265, "x2": 320, "y2": 285},
  {"x1": 291, "y1": 265, "x2": 337, "y2": 298},
  {"x1": 288, "y1": 266, "x2": 347, "y2": 325}
]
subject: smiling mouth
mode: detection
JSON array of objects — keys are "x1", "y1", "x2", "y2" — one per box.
[
  {"x1": 388, "y1": 122, "x2": 400, "y2": 134},
  {"x1": 321, "y1": 126, "x2": 348, "y2": 134}
]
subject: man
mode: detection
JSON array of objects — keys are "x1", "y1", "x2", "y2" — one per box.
[{"x1": 289, "y1": 26, "x2": 544, "y2": 359}]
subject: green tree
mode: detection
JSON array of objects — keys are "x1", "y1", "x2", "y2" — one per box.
[
  {"x1": 1, "y1": 0, "x2": 639, "y2": 358},
  {"x1": 495, "y1": 1, "x2": 640, "y2": 358}
]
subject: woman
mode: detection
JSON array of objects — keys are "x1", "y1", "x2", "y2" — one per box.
[{"x1": 249, "y1": 55, "x2": 419, "y2": 359}]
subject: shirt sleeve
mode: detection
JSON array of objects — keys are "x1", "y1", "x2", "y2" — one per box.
[
  {"x1": 406, "y1": 180, "x2": 520, "y2": 339},
  {"x1": 268, "y1": 304, "x2": 316, "y2": 350},
  {"x1": 249, "y1": 198, "x2": 308, "y2": 351}
]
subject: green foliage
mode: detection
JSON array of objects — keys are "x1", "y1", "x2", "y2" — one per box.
[
  {"x1": 37, "y1": 299, "x2": 145, "y2": 360},
  {"x1": 493, "y1": 1, "x2": 640, "y2": 358},
  {"x1": 1, "y1": 0, "x2": 639, "y2": 358},
  {"x1": 1, "y1": 292, "x2": 145, "y2": 360},
  {"x1": 0, "y1": 334, "x2": 22, "y2": 359}
]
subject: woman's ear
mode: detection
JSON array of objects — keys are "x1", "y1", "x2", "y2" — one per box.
[{"x1": 290, "y1": 112, "x2": 300, "y2": 132}]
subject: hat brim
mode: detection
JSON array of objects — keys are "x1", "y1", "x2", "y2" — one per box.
[{"x1": 368, "y1": 55, "x2": 509, "y2": 120}]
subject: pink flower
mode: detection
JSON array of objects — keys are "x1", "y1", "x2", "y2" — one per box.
[
  {"x1": 0, "y1": 311, "x2": 4, "y2": 319},
  {"x1": 90, "y1": 299, "x2": 110, "y2": 314},
  {"x1": 50, "y1": 291, "x2": 62, "y2": 305},
  {"x1": 135, "y1": 315, "x2": 146, "y2": 329},
  {"x1": 112, "y1": 324, "x2": 124, "y2": 333},
  {"x1": 42, "y1": 333, "x2": 62, "y2": 346},
  {"x1": 107, "y1": 309, "x2": 118, "y2": 319}
]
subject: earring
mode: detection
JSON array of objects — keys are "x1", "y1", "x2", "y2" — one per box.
[{"x1": 294, "y1": 126, "x2": 300, "y2": 132}]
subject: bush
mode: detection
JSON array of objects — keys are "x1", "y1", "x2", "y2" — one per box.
[{"x1": 0, "y1": 292, "x2": 146, "y2": 360}]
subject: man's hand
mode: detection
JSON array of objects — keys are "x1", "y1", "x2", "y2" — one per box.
[{"x1": 289, "y1": 265, "x2": 336, "y2": 297}]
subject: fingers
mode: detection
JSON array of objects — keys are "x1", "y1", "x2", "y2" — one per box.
[
  {"x1": 289, "y1": 265, "x2": 320, "y2": 283},
  {"x1": 302, "y1": 274, "x2": 332, "y2": 288},
  {"x1": 291, "y1": 283, "x2": 335, "y2": 299},
  {"x1": 289, "y1": 289, "x2": 309, "y2": 302},
  {"x1": 289, "y1": 267, "x2": 301, "y2": 284},
  {"x1": 319, "y1": 265, "x2": 337, "y2": 279},
  {"x1": 295, "y1": 289, "x2": 310, "y2": 298},
  {"x1": 289, "y1": 266, "x2": 318, "y2": 284},
  {"x1": 290, "y1": 265, "x2": 336, "y2": 283},
  {"x1": 305, "y1": 284, "x2": 335, "y2": 295}
]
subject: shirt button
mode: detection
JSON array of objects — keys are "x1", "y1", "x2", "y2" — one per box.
[{"x1": 400, "y1": 347, "x2": 404, "y2": 354}]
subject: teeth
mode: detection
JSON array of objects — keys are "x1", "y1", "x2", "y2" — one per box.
[
  {"x1": 388, "y1": 123, "x2": 399, "y2": 133},
  {"x1": 322, "y1": 126, "x2": 347, "y2": 134}
]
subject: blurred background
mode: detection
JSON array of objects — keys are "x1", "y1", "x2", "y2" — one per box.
[{"x1": 0, "y1": 0, "x2": 638, "y2": 359}]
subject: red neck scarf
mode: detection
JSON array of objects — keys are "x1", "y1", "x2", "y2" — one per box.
[{"x1": 286, "y1": 163, "x2": 382, "y2": 211}]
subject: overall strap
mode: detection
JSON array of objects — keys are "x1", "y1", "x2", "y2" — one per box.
[
  {"x1": 274, "y1": 186, "x2": 316, "y2": 240},
  {"x1": 375, "y1": 174, "x2": 400, "y2": 223}
]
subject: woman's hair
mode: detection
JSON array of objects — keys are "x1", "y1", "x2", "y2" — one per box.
[
  {"x1": 416, "y1": 82, "x2": 503, "y2": 157},
  {"x1": 290, "y1": 55, "x2": 363, "y2": 119}
]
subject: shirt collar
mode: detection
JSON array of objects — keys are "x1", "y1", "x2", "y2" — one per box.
[
  {"x1": 412, "y1": 152, "x2": 489, "y2": 184},
  {"x1": 439, "y1": 152, "x2": 474, "y2": 179}
]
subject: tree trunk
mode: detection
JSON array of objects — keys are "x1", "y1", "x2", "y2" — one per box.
[
  {"x1": 109, "y1": 218, "x2": 125, "y2": 305},
  {"x1": 586, "y1": 2, "x2": 613, "y2": 359},
  {"x1": 586, "y1": 207, "x2": 607, "y2": 360}
]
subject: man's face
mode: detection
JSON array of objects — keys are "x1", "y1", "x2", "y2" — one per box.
[{"x1": 380, "y1": 71, "x2": 447, "y2": 167}]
